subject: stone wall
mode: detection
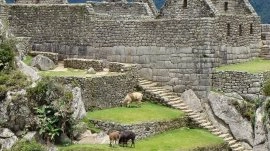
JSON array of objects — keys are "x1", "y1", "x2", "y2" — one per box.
[
  {"x1": 211, "y1": 0, "x2": 252, "y2": 15},
  {"x1": 52, "y1": 63, "x2": 138, "y2": 110},
  {"x1": 90, "y1": 117, "x2": 190, "y2": 139},
  {"x1": 29, "y1": 51, "x2": 58, "y2": 64},
  {"x1": 159, "y1": 0, "x2": 214, "y2": 18},
  {"x1": 15, "y1": 0, "x2": 67, "y2": 4},
  {"x1": 64, "y1": 58, "x2": 104, "y2": 71},
  {"x1": 90, "y1": 2, "x2": 151, "y2": 17},
  {"x1": 212, "y1": 71, "x2": 270, "y2": 96},
  {"x1": 5, "y1": 3, "x2": 262, "y2": 98}
]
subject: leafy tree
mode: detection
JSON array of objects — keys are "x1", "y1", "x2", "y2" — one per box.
[{"x1": 0, "y1": 39, "x2": 16, "y2": 71}]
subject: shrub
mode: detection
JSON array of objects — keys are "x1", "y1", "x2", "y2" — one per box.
[
  {"x1": 27, "y1": 78, "x2": 75, "y2": 144},
  {"x1": 10, "y1": 140, "x2": 46, "y2": 151},
  {"x1": 0, "y1": 70, "x2": 29, "y2": 100},
  {"x1": 0, "y1": 39, "x2": 16, "y2": 71},
  {"x1": 231, "y1": 100, "x2": 256, "y2": 128},
  {"x1": 263, "y1": 79, "x2": 270, "y2": 96}
]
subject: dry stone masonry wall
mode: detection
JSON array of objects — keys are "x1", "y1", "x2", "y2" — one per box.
[
  {"x1": 212, "y1": 71, "x2": 270, "y2": 96},
  {"x1": 90, "y1": 117, "x2": 189, "y2": 139},
  {"x1": 52, "y1": 62, "x2": 138, "y2": 110},
  {"x1": 2, "y1": 0, "x2": 262, "y2": 98}
]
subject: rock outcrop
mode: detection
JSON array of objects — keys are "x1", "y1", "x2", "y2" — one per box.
[
  {"x1": 71, "y1": 87, "x2": 86, "y2": 120},
  {"x1": 0, "y1": 128, "x2": 18, "y2": 150},
  {"x1": 16, "y1": 57, "x2": 40, "y2": 82},
  {"x1": 208, "y1": 92, "x2": 254, "y2": 147},
  {"x1": 31, "y1": 55, "x2": 55, "y2": 71},
  {"x1": 181, "y1": 89, "x2": 203, "y2": 113}
]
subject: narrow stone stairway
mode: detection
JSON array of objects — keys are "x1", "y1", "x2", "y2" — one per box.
[{"x1": 138, "y1": 78, "x2": 251, "y2": 151}]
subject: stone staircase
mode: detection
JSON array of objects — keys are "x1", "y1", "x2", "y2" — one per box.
[{"x1": 138, "y1": 78, "x2": 252, "y2": 151}]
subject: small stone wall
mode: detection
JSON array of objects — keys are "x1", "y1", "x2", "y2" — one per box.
[
  {"x1": 52, "y1": 62, "x2": 138, "y2": 110},
  {"x1": 29, "y1": 51, "x2": 58, "y2": 64},
  {"x1": 212, "y1": 71, "x2": 270, "y2": 96},
  {"x1": 90, "y1": 116, "x2": 190, "y2": 139},
  {"x1": 64, "y1": 58, "x2": 104, "y2": 71}
]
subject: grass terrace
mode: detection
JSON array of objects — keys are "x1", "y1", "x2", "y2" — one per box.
[
  {"x1": 86, "y1": 102, "x2": 184, "y2": 124},
  {"x1": 215, "y1": 58, "x2": 270, "y2": 73},
  {"x1": 59, "y1": 128, "x2": 225, "y2": 151}
]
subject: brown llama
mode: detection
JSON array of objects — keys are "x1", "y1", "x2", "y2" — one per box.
[{"x1": 108, "y1": 131, "x2": 120, "y2": 147}]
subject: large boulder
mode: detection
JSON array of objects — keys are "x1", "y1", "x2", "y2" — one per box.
[
  {"x1": 181, "y1": 89, "x2": 203, "y2": 113},
  {"x1": 208, "y1": 92, "x2": 254, "y2": 146},
  {"x1": 31, "y1": 55, "x2": 55, "y2": 71},
  {"x1": 71, "y1": 87, "x2": 86, "y2": 120},
  {"x1": 16, "y1": 57, "x2": 40, "y2": 82},
  {"x1": 0, "y1": 90, "x2": 34, "y2": 132},
  {"x1": 0, "y1": 128, "x2": 18, "y2": 150},
  {"x1": 254, "y1": 107, "x2": 269, "y2": 151}
]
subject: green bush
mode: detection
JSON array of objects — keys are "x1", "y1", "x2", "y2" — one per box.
[
  {"x1": 0, "y1": 39, "x2": 16, "y2": 71},
  {"x1": 10, "y1": 140, "x2": 46, "y2": 151},
  {"x1": 263, "y1": 79, "x2": 270, "y2": 96},
  {"x1": 0, "y1": 70, "x2": 29, "y2": 100},
  {"x1": 231, "y1": 100, "x2": 256, "y2": 128},
  {"x1": 27, "y1": 78, "x2": 75, "y2": 144}
]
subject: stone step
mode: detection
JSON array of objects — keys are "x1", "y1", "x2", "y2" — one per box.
[
  {"x1": 167, "y1": 100, "x2": 183, "y2": 105},
  {"x1": 173, "y1": 105, "x2": 188, "y2": 110},
  {"x1": 182, "y1": 109, "x2": 193, "y2": 113},
  {"x1": 212, "y1": 131, "x2": 222, "y2": 135},
  {"x1": 204, "y1": 125, "x2": 215, "y2": 130},
  {"x1": 140, "y1": 83, "x2": 157, "y2": 87},
  {"x1": 228, "y1": 140, "x2": 237, "y2": 145},
  {"x1": 219, "y1": 133, "x2": 230, "y2": 138},
  {"x1": 224, "y1": 136, "x2": 234, "y2": 142},
  {"x1": 188, "y1": 113, "x2": 201, "y2": 119},
  {"x1": 230, "y1": 143, "x2": 241, "y2": 149},
  {"x1": 169, "y1": 98, "x2": 182, "y2": 101},
  {"x1": 234, "y1": 147, "x2": 245, "y2": 151},
  {"x1": 200, "y1": 122, "x2": 212, "y2": 127}
]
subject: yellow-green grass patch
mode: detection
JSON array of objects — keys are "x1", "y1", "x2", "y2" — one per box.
[
  {"x1": 215, "y1": 58, "x2": 270, "y2": 73},
  {"x1": 59, "y1": 128, "x2": 225, "y2": 151},
  {"x1": 86, "y1": 102, "x2": 184, "y2": 124}
]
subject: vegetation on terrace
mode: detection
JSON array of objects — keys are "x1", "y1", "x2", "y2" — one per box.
[
  {"x1": 86, "y1": 102, "x2": 185, "y2": 124},
  {"x1": 215, "y1": 58, "x2": 270, "y2": 73},
  {"x1": 59, "y1": 128, "x2": 225, "y2": 151}
]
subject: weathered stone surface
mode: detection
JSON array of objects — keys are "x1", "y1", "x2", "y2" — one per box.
[
  {"x1": 181, "y1": 89, "x2": 203, "y2": 113},
  {"x1": 73, "y1": 122, "x2": 88, "y2": 140},
  {"x1": 0, "y1": 128, "x2": 18, "y2": 150},
  {"x1": 0, "y1": 90, "x2": 33, "y2": 132},
  {"x1": 71, "y1": 87, "x2": 86, "y2": 120},
  {"x1": 87, "y1": 67, "x2": 96, "y2": 74},
  {"x1": 31, "y1": 55, "x2": 56, "y2": 71},
  {"x1": 77, "y1": 130, "x2": 109, "y2": 144},
  {"x1": 224, "y1": 92, "x2": 244, "y2": 100},
  {"x1": 208, "y1": 92, "x2": 254, "y2": 146},
  {"x1": 16, "y1": 57, "x2": 40, "y2": 82},
  {"x1": 22, "y1": 131, "x2": 38, "y2": 141}
]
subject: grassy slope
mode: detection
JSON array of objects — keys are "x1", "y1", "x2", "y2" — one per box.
[
  {"x1": 215, "y1": 58, "x2": 270, "y2": 73},
  {"x1": 86, "y1": 102, "x2": 184, "y2": 124},
  {"x1": 59, "y1": 128, "x2": 224, "y2": 151}
]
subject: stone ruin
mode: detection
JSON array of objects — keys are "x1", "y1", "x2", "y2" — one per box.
[{"x1": 0, "y1": 0, "x2": 263, "y2": 98}]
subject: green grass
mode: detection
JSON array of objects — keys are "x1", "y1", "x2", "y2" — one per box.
[
  {"x1": 23, "y1": 55, "x2": 33, "y2": 66},
  {"x1": 39, "y1": 68, "x2": 87, "y2": 77},
  {"x1": 86, "y1": 102, "x2": 184, "y2": 124},
  {"x1": 59, "y1": 128, "x2": 225, "y2": 151},
  {"x1": 215, "y1": 58, "x2": 270, "y2": 73}
]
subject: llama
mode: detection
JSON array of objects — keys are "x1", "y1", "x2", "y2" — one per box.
[
  {"x1": 121, "y1": 92, "x2": 143, "y2": 107},
  {"x1": 108, "y1": 130, "x2": 120, "y2": 147},
  {"x1": 119, "y1": 130, "x2": 136, "y2": 147}
]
